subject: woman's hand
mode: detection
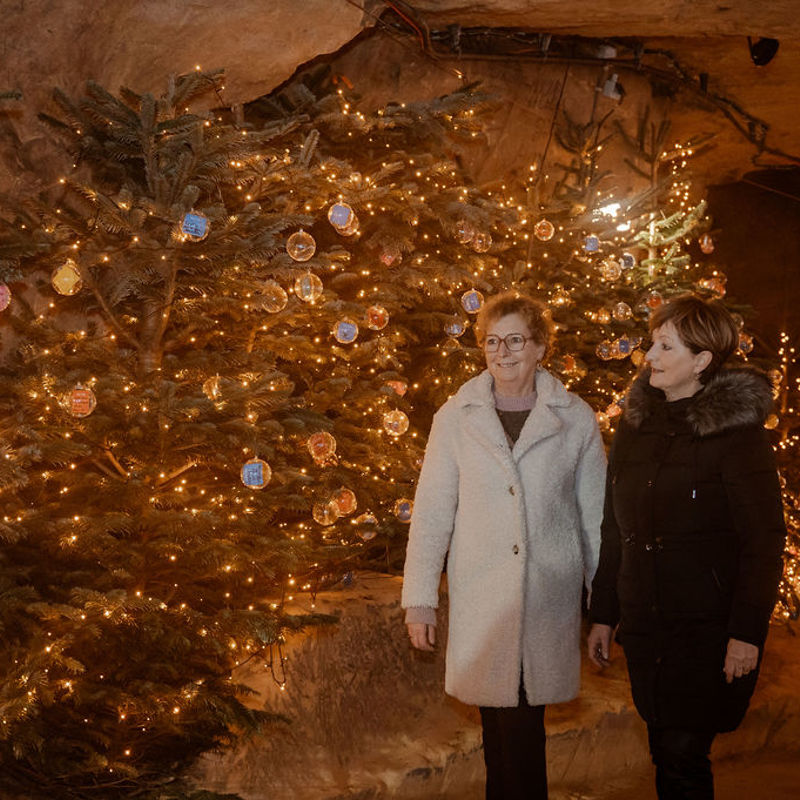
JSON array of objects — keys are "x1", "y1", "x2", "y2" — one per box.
[
  {"x1": 407, "y1": 622, "x2": 436, "y2": 651},
  {"x1": 587, "y1": 623, "x2": 613, "y2": 668},
  {"x1": 724, "y1": 637, "x2": 759, "y2": 683}
]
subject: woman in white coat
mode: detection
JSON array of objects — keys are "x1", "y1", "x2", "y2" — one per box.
[{"x1": 402, "y1": 291, "x2": 606, "y2": 800}]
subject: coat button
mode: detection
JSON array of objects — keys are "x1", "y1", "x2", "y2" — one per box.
[
  {"x1": 512, "y1": 544, "x2": 519, "y2": 555},
  {"x1": 508, "y1": 486, "x2": 516, "y2": 495},
  {"x1": 647, "y1": 479, "x2": 653, "y2": 487}
]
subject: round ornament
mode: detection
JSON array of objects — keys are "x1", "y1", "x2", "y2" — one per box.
[
  {"x1": 240, "y1": 457, "x2": 272, "y2": 489},
  {"x1": 333, "y1": 318, "x2": 359, "y2": 344},
  {"x1": 699, "y1": 233, "x2": 715, "y2": 254},
  {"x1": 286, "y1": 230, "x2": 316, "y2": 262},
  {"x1": 645, "y1": 291, "x2": 663, "y2": 309},
  {"x1": 613, "y1": 302, "x2": 633, "y2": 321},
  {"x1": 394, "y1": 498, "x2": 413, "y2": 523},
  {"x1": 259, "y1": 281, "x2": 288, "y2": 313},
  {"x1": 584, "y1": 235, "x2": 600, "y2": 253},
  {"x1": 620, "y1": 252, "x2": 637, "y2": 269},
  {"x1": 461, "y1": 289, "x2": 484, "y2": 314},
  {"x1": 353, "y1": 512, "x2": 378, "y2": 541},
  {"x1": 52, "y1": 259, "x2": 83, "y2": 296},
  {"x1": 595, "y1": 340, "x2": 613, "y2": 361},
  {"x1": 67, "y1": 384, "x2": 96, "y2": 418},
  {"x1": 365, "y1": 305, "x2": 389, "y2": 331},
  {"x1": 551, "y1": 286, "x2": 571, "y2": 307},
  {"x1": 380, "y1": 247, "x2": 402, "y2": 267},
  {"x1": 764, "y1": 414, "x2": 779, "y2": 430},
  {"x1": 294, "y1": 272, "x2": 324, "y2": 303},
  {"x1": 600, "y1": 259, "x2": 622, "y2": 282},
  {"x1": 312, "y1": 499, "x2": 340, "y2": 526},
  {"x1": 384, "y1": 379, "x2": 407, "y2": 397},
  {"x1": 332, "y1": 487, "x2": 358, "y2": 516},
  {"x1": 339, "y1": 213, "x2": 361, "y2": 237},
  {"x1": 738, "y1": 332, "x2": 754, "y2": 355},
  {"x1": 383, "y1": 409, "x2": 410, "y2": 436},
  {"x1": 0, "y1": 283, "x2": 10, "y2": 311},
  {"x1": 471, "y1": 231, "x2": 492, "y2": 253},
  {"x1": 328, "y1": 202, "x2": 355, "y2": 230},
  {"x1": 455, "y1": 219, "x2": 475, "y2": 244},
  {"x1": 307, "y1": 431, "x2": 337, "y2": 462},
  {"x1": 696, "y1": 275, "x2": 726, "y2": 299},
  {"x1": 562, "y1": 354, "x2": 576, "y2": 374},
  {"x1": 534, "y1": 219, "x2": 555, "y2": 242},
  {"x1": 617, "y1": 336, "x2": 633, "y2": 356},
  {"x1": 181, "y1": 211, "x2": 210, "y2": 241},
  {"x1": 444, "y1": 316, "x2": 467, "y2": 337},
  {"x1": 203, "y1": 375, "x2": 221, "y2": 400},
  {"x1": 631, "y1": 349, "x2": 645, "y2": 367}
]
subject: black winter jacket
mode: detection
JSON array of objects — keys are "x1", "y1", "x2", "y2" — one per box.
[{"x1": 590, "y1": 366, "x2": 786, "y2": 732}]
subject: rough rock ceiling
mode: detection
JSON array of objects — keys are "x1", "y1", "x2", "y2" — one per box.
[{"x1": 2, "y1": 1, "x2": 799, "y2": 193}]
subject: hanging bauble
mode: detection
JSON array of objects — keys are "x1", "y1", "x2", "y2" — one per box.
[
  {"x1": 617, "y1": 336, "x2": 633, "y2": 357},
  {"x1": 631, "y1": 349, "x2": 645, "y2": 367},
  {"x1": 383, "y1": 409, "x2": 410, "y2": 436},
  {"x1": 52, "y1": 259, "x2": 83, "y2": 296},
  {"x1": 461, "y1": 289, "x2": 484, "y2": 314},
  {"x1": 699, "y1": 233, "x2": 715, "y2": 254},
  {"x1": 600, "y1": 259, "x2": 622, "y2": 281},
  {"x1": 394, "y1": 498, "x2": 413, "y2": 523},
  {"x1": 620, "y1": 252, "x2": 637, "y2": 269},
  {"x1": 584, "y1": 235, "x2": 600, "y2": 253},
  {"x1": 444, "y1": 316, "x2": 467, "y2": 337},
  {"x1": 454, "y1": 219, "x2": 475, "y2": 244},
  {"x1": 534, "y1": 219, "x2": 555, "y2": 241},
  {"x1": 312, "y1": 499, "x2": 340, "y2": 526},
  {"x1": 471, "y1": 231, "x2": 492, "y2": 253},
  {"x1": 67, "y1": 384, "x2": 96, "y2": 418},
  {"x1": 181, "y1": 211, "x2": 209, "y2": 241},
  {"x1": 696, "y1": 274, "x2": 726, "y2": 299},
  {"x1": 333, "y1": 318, "x2": 359, "y2": 344},
  {"x1": 764, "y1": 413, "x2": 779, "y2": 430},
  {"x1": 563, "y1": 354, "x2": 576, "y2": 374},
  {"x1": 332, "y1": 486, "x2": 358, "y2": 516},
  {"x1": 339, "y1": 213, "x2": 361, "y2": 237},
  {"x1": 380, "y1": 247, "x2": 402, "y2": 267},
  {"x1": 738, "y1": 332, "x2": 754, "y2": 354},
  {"x1": 286, "y1": 230, "x2": 316, "y2": 262},
  {"x1": 259, "y1": 281, "x2": 288, "y2": 313},
  {"x1": 597, "y1": 308, "x2": 611, "y2": 324},
  {"x1": 384, "y1": 379, "x2": 408, "y2": 397},
  {"x1": 613, "y1": 302, "x2": 633, "y2": 321},
  {"x1": 551, "y1": 286, "x2": 571, "y2": 307},
  {"x1": 353, "y1": 512, "x2": 378, "y2": 541},
  {"x1": 294, "y1": 272, "x2": 324, "y2": 303},
  {"x1": 0, "y1": 283, "x2": 10, "y2": 312},
  {"x1": 328, "y1": 202, "x2": 355, "y2": 230},
  {"x1": 307, "y1": 431, "x2": 336, "y2": 462},
  {"x1": 365, "y1": 305, "x2": 389, "y2": 331},
  {"x1": 240, "y1": 457, "x2": 272, "y2": 489},
  {"x1": 606, "y1": 400, "x2": 623, "y2": 418},
  {"x1": 595, "y1": 340, "x2": 613, "y2": 361},
  {"x1": 645, "y1": 290, "x2": 663, "y2": 309},
  {"x1": 203, "y1": 375, "x2": 221, "y2": 400}
]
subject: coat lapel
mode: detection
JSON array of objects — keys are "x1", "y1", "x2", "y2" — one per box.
[{"x1": 512, "y1": 401, "x2": 563, "y2": 461}]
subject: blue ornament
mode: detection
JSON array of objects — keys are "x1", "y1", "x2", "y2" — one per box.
[
  {"x1": 584, "y1": 235, "x2": 600, "y2": 252},
  {"x1": 181, "y1": 212, "x2": 209, "y2": 240},
  {"x1": 618, "y1": 336, "x2": 632, "y2": 355},
  {"x1": 342, "y1": 571, "x2": 354, "y2": 587},
  {"x1": 460, "y1": 289, "x2": 484, "y2": 314},
  {"x1": 333, "y1": 319, "x2": 359, "y2": 344},
  {"x1": 328, "y1": 202, "x2": 354, "y2": 229},
  {"x1": 620, "y1": 252, "x2": 637, "y2": 269}
]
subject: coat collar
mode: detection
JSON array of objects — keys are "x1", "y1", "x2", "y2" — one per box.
[
  {"x1": 454, "y1": 369, "x2": 571, "y2": 462},
  {"x1": 623, "y1": 365, "x2": 774, "y2": 437}
]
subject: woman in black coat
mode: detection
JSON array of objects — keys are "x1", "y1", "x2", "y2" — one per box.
[{"x1": 587, "y1": 294, "x2": 786, "y2": 799}]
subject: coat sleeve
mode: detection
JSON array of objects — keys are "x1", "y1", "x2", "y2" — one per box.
[
  {"x1": 575, "y1": 407, "x2": 608, "y2": 592},
  {"x1": 589, "y1": 424, "x2": 625, "y2": 626},
  {"x1": 401, "y1": 405, "x2": 460, "y2": 610},
  {"x1": 721, "y1": 424, "x2": 786, "y2": 647}
]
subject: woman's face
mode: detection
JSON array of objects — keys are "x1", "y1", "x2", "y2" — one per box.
[
  {"x1": 646, "y1": 321, "x2": 711, "y2": 401},
  {"x1": 484, "y1": 312, "x2": 544, "y2": 396}
]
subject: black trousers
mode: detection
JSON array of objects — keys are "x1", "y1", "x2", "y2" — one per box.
[
  {"x1": 647, "y1": 727, "x2": 717, "y2": 800},
  {"x1": 479, "y1": 683, "x2": 547, "y2": 800}
]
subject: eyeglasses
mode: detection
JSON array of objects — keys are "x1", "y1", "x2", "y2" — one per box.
[{"x1": 483, "y1": 333, "x2": 535, "y2": 353}]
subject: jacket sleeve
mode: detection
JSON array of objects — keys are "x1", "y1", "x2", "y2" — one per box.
[
  {"x1": 589, "y1": 424, "x2": 625, "y2": 626},
  {"x1": 575, "y1": 408, "x2": 608, "y2": 592},
  {"x1": 721, "y1": 424, "x2": 786, "y2": 647},
  {"x1": 401, "y1": 405, "x2": 460, "y2": 610}
]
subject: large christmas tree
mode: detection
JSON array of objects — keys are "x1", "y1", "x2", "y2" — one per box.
[{"x1": 0, "y1": 68, "x2": 795, "y2": 798}]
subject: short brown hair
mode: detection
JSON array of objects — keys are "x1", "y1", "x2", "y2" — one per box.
[
  {"x1": 475, "y1": 291, "x2": 553, "y2": 360},
  {"x1": 649, "y1": 293, "x2": 739, "y2": 383}
]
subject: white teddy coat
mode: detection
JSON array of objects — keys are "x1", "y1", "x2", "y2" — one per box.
[{"x1": 402, "y1": 369, "x2": 606, "y2": 707}]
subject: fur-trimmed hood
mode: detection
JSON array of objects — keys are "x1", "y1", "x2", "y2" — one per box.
[{"x1": 623, "y1": 365, "x2": 774, "y2": 437}]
